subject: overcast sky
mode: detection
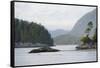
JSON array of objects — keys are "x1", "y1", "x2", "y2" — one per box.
[{"x1": 15, "y1": 2, "x2": 96, "y2": 31}]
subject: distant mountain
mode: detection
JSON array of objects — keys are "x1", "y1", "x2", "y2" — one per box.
[
  {"x1": 49, "y1": 29, "x2": 69, "y2": 38},
  {"x1": 54, "y1": 34, "x2": 79, "y2": 45},
  {"x1": 54, "y1": 9, "x2": 96, "y2": 45},
  {"x1": 69, "y1": 9, "x2": 96, "y2": 37}
]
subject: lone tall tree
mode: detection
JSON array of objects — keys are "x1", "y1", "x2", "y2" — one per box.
[{"x1": 85, "y1": 21, "x2": 93, "y2": 36}]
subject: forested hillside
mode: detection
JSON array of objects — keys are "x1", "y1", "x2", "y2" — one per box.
[{"x1": 15, "y1": 18, "x2": 54, "y2": 47}]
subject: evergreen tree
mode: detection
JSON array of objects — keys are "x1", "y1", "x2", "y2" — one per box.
[
  {"x1": 81, "y1": 21, "x2": 93, "y2": 45},
  {"x1": 85, "y1": 21, "x2": 93, "y2": 36},
  {"x1": 92, "y1": 28, "x2": 97, "y2": 43},
  {"x1": 15, "y1": 18, "x2": 54, "y2": 46}
]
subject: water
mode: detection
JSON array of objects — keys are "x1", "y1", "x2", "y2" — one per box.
[{"x1": 15, "y1": 45, "x2": 97, "y2": 66}]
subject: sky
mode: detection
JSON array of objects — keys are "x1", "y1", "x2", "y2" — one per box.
[{"x1": 15, "y1": 2, "x2": 96, "y2": 31}]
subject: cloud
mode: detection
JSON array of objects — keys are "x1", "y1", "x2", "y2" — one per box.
[{"x1": 15, "y1": 2, "x2": 96, "y2": 31}]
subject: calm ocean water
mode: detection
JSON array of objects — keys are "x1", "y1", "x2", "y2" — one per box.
[{"x1": 15, "y1": 45, "x2": 97, "y2": 66}]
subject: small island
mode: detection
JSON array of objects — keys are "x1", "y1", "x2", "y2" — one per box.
[
  {"x1": 29, "y1": 46, "x2": 59, "y2": 53},
  {"x1": 76, "y1": 21, "x2": 97, "y2": 50},
  {"x1": 29, "y1": 43, "x2": 59, "y2": 53}
]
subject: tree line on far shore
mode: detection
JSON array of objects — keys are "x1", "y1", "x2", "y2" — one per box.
[{"x1": 15, "y1": 18, "x2": 54, "y2": 46}]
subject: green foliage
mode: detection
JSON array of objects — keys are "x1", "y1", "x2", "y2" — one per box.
[
  {"x1": 81, "y1": 21, "x2": 93, "y2": 44},
  {"x1": 92, "y1": 33, "x2": 96, "y2": 42},
  {"x1": 92, "y1": 28, "x2": 97, "y2": 43},
  {"x1": 15, "y1": 18, "x2": 54, "y2": 46},
  {"x1": 88, "y1": 21, "x2": 93, "y2": 28},
  {"x1": 85, "y1": 21, "x2": 93, "y2": 35},
  {"x1": 80, "y1": 21, "x2": 97, "y2": 46},
  {"x1": 85, "y1": 28, "x2": 91, "y2": 34},
  {"x1": 80, "y1": 36, "x2": 90, "y2": 44}
]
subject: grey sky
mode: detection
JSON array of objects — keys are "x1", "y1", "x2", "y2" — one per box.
[{"x1": 15, "y1": 2, "x2": 96, "y2": 31}]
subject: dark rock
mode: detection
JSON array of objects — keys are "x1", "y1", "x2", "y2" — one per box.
[{"x1": 29, "y1": 47, "x2": 60, "y2": 53}]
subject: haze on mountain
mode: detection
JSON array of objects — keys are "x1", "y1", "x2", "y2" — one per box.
[
  {"x1": 49, "y1": 29, "x2": 69, "y2": 38},
  {"x1": 54, "y1": 9, "x2": 96, "y2": 45},
  {"x1": 69, "y1": 9, "x2": 96, "y2": 37}
]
